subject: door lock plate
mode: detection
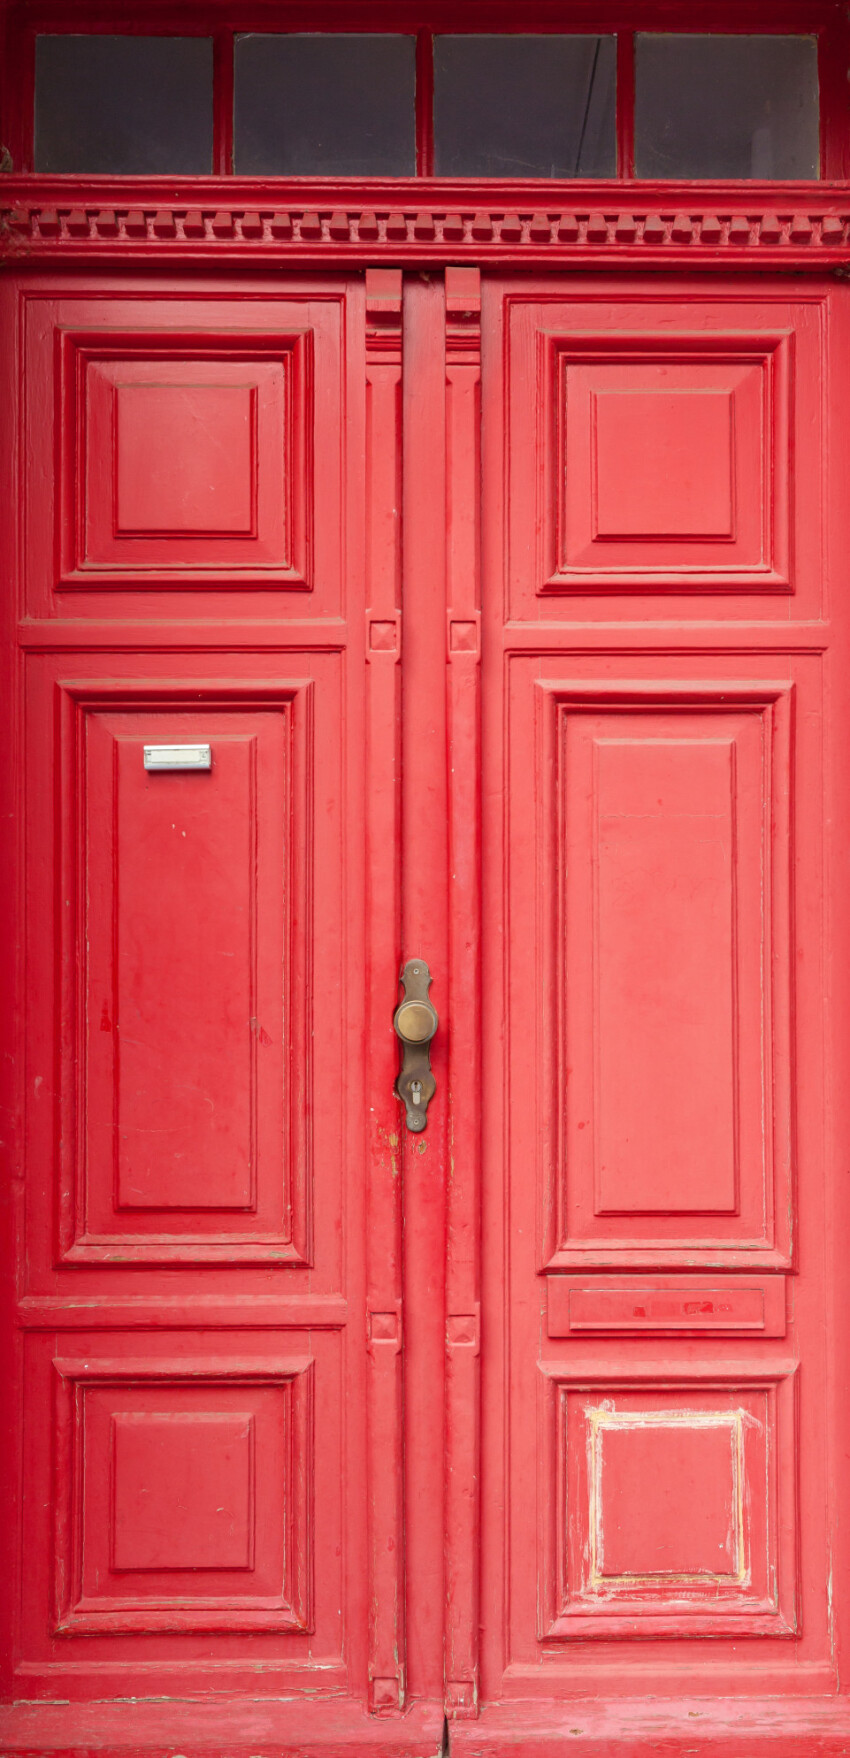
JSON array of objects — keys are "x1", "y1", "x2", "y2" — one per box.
[{"x1": 393, "y1": 959, "x2": 438, "y2": 1132}]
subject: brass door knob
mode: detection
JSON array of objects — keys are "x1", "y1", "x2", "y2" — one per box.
[{"x1": 393, "y1": 960, "x2": 437, "y2": 1131}]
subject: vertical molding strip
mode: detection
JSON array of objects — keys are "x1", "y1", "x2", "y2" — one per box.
[
  {"x1": 364, "y1": 267, "x2": 405, "y2": 1714},
  {"x1": 444, "y1": 264, "x2": 482, "y2": 1720},
  {"x1": 401, "y1": 270, "x2": 450, "y2": 1709}
]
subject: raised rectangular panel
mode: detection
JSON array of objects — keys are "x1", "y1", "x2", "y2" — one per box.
[
  {"x1": 544, "y1": 336, "x2": 790, "y2": 592},
  {"x1": 502, "y1": 298, "x2": 828, "y2": 611},
  {"x1": 111, "y1": 1413, "x2": 254, "y2": 1571},
  {"x1": 60, "y1": 330, "x2": 312, "y2": 587},
  {"x1": 57, "y1": 680, "x2": 312, "y2": 1264},
  {"x1": 593, "y1": 1413, "x2": 741, "y2": 1579},
  {"x1": 550, "y1": 347, "x2": 775, "y2": 588},
  {"x1": 547, "y1": 1276, "x2": 786, "y2": 1337},
  {"x1": 595, "y1": 733, "x2": 736, "y2": 1216},
  {"x1": 544, "y1": 682, "x2": 793, "y2": 1266},
  {"x1": 540, "y1": 1362, "x2": 798, "y2": 1639},
  {"x1": 114, "y1": 727, "x2": 257, "y2": 1213},
  {"x1": 115, "y1": 383, "x2": 257, "y2": 536},
  {"x1": 592, "y1": 388, "x2": 734, "y2": 539},
  {"x1": 52, "y1": 1353, "x2": 312, "y2": 1633}
]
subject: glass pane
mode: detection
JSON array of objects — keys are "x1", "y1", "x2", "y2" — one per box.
[
  {"x1": 433, "y1": 35, "x2": 616, "y2": 178},
  {"x1": 234, "y1": 34, "x2": 415, "y2": 175},
  {"x1": 34, "y1": 35, "x2": 213, "y2": 174},
  {"x1": 635, "y1": 34, "x2": 819, "y2": 179}
]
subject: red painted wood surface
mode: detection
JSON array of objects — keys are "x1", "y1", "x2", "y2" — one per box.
[
  {"x1": 2, "y1": 231, "x2": 850, "y2": 1758},
  {"x1": 465, "y1": 271, "x2": 846, "y2": 1750},
  {"x1": 0, "y1": 270, "x2": 438, "y2": 1751}
]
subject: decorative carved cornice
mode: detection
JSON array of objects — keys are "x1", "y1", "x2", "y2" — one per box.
[{"x1": 3, "y1": 181, "x2": 850, "y2": 266}]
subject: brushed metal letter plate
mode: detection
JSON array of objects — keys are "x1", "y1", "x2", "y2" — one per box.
[{"x1": 143, "y1": 744, "x2": 212, "y2": 771}]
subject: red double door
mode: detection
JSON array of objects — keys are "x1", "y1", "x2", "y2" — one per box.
[{"x1": 3, "y1": 264, "x2": 850, "y2": 1757}]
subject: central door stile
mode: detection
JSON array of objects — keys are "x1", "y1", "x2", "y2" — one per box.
[
  {"x1": 364, "y1": 267, "x2": 406, "y2": 1714},
  {"x1": 444, "y1": 266, "x2": 483, "y2": 1721},
  {"x1": 401, "y1": 271, "x2": 451, "y2": 1707}
]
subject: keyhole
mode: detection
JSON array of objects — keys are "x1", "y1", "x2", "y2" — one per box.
[{"x1": 411, "y1": 1080, "x2": 422, "y2": 1107}]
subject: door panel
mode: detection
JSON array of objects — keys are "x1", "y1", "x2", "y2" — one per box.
[
  {"x1": 28, "y1": 663, "x2": 327, "y2": 1271},
  {"x1": 3, "y1": 261, "x2": 850, "y2": 1757},
  {"x1": 476, "y1": 280, "x2": 835, "y2": 1721},
  {"x1": 529, "y1": 677, "x2": 793, "y2": 1268},
  {"x1": 506, "y1": 292, "x2": 821, "y2": 614},
  {"x1": 24, "y1": 293, "x2": 342, "y2": 616},
  {"x1": 57, "y1": 689, "x2": 311, "y2": 1257},
  {"x1": 20, "y1": 653, "x2": 350, "y2": 1693},
  {"x1": 1, "y1": 274, "x2": 442, "y2": 1740}
]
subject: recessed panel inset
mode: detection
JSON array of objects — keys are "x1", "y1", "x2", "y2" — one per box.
[
  {"x1": 542, "y1": 1366, "x2": 798, "y2": 1639},
  {"x1": 58, "y1": 682, "x2": 312, "y2": 1265},
  {"x1": 115, "y1": 384, "x2": 256, "y2": 536},
  {"x1": 545, "y1": 682, "x2": 793, "y2": 1266},
  {"x1": 594, "y1": 1412, "x2": 742, "y2": 1579},
  {"x1": 62, "y1": 332, "x2": 312, "y2": 588},
  {"x1": 114, "y1": 726, "x2": 257, "y2": 1213},
  {"x1": 112, "y1": 1413, "x2": 254, "y2": 1571},
  {"x1": 555, "y1": 346, "x2": 783, "y2": 587},
  {"x1": 52, "y1": 1354, "x2": 312, "y2": 1633},
  {"x1": 546, "y1": 1275, "x2": 787, "y2": 1337},
  {"x1": 595, "y1": 734, "x2": 737, "y2": 1217},
  {"x1": 503, "y1": 299, "x2": 824, "y2": 611},
  {"x1": 593, "y1": 390, "x2": 734, "y2": 539}
]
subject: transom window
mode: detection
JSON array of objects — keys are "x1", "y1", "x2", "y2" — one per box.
[{"x1": 8, "y1": 15, "x2": 833, "y2": 179}]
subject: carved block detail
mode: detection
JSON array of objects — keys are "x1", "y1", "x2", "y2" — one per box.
[{"x1": 4, "y1": 200, "x2": 850, "y2": 262}]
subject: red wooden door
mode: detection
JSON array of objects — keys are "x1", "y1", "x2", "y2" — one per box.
[
  {"x1": 451, "y1": 273, "x2": 850, "y2": 1755},
  {"x1": 3, "y1": 259, "x2": 850, "y2": 1758},
  {"x1": 0, "y1": 270, "x2": 444, "y2": 1753}
]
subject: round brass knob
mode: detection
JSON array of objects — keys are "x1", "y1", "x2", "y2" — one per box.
[{"x1": 394, "y1": 997, "x2": 438, "y2": 1044}]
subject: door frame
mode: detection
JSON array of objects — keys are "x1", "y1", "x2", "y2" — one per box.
[{"x1": 4, "y1": 154, "x2": 850, "y2": 1755}]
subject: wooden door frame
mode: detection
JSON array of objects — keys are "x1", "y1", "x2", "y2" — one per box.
[
  {"x1": 5, "y1": 7, "x2": 850, "y2": 1745},
  {"x1": 2, "y1": 0, "x2": 849, "y2": 179}
]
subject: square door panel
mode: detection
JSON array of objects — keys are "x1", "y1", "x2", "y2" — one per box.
[
  {"x1": 21, "y1": 292, "x2": 349, "y2": 616},
  {"x1": 538, "y1": 680, "x2": 793, "y2": 1266},
  {"x1": 540, "y1": 1362, "x2": 798, "y2": 1639},
  {"x1": 115, "y1": 382, "x2": 257, "y2": 536},
  {"x1": 65, "y1": 334, "x2": 309, "y2": 584},
  {"x1": 56, "y1": 680, "x2": 312, "y2": 1265},
  {"x1": 111, "y1": 1412, "x2": 254, "y2": 1570},
  {"x1": 592, "y1": 384, "x2": 734, "y2": 538},
  {"x1": 552, "y1": 344, "x2": 781, "y2": 585},
  {"x1": 502, "y1": 293, "x2": 824, "y2": 613},
  {"x1": 52, "y1": 1351, "x2": 312, "y2": 1633}
]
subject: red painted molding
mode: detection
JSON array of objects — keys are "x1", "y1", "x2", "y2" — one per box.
[{"x1": 3, "y1": 178, "x2": 850, "y2": 265}]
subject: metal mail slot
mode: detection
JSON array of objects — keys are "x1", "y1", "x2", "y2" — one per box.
[{"x1": 143, "y1": 744, "x2": 212, "y2": 771}]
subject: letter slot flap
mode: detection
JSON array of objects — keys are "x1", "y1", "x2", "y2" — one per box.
[{"x1": 144, "y1": 744, "x2": 212, "y2": 771}]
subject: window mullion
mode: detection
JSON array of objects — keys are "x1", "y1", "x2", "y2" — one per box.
[
  {"x1": 213, "y1": 27, "x2": 235, "y2": 176},
  {"x1": 415, "y1": 29, "x2": 435, "y2": 178},
  {"x1": 616, "y1": 30, "x2": 635, "y2": 180}
]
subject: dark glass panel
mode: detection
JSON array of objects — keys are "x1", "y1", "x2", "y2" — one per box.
[
  {"x1": 34, "y1": 35, "x2": 213, "y2": 174},
  {"x1": 433, "y1": 34, "x2": 616, "y2": 178},
  {"x1": 234, "y1": 34, "x2": 415, "y2": 175},
  {"x1": 635, "y1": 34, "x2": 819, "y2": 179}
]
